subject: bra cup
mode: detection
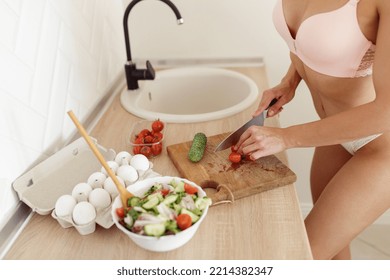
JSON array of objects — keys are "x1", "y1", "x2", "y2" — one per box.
[{"x1": 273, "y1": 0, "x2": 374, "y2": 78}]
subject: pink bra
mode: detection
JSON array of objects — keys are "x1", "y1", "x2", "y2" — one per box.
[{"x1": 273, "y1": 0, "x2": 375, "y2": 78}]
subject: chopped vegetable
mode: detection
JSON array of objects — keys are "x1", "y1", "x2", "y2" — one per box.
[{"x1": 115, "y1": 179, "x2": 211, "y2": 237}]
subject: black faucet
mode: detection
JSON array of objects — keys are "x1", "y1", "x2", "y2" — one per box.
[{"x1": 123, "y1": 0, "x2": 184, "y2": 90}]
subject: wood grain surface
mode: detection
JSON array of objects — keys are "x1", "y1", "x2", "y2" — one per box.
[{"x1": 167, "y1": 133, "x2": 297, "y2": 205}]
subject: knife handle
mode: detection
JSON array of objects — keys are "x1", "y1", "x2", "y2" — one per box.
[{"x1": 266, "y1": 98, "x2": 278, "y2": 110}]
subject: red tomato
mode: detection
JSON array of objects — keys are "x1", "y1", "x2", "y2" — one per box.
[
  {"x1": 116, "y1": 207, "x2": 125, "y2": 219},
  {"x1": 229, "y1": 152, "x2": 242, "y2": 163},
  {"x1": 184, "y1": 183, "x2": 198, "y2": 195},
  {"x1": 161, "y1": 189, "x2": 170, "y2": 196},
  {"x1": 176, "y1": 213, "x2": 192, "y2": 230},
  {"x1": 144, "y1": 135, "x2": 154, "y2": 143},
  {"x1": 140, "y1": 146, "x2": 152, "y2": 158},
  {"x1": 137, "y1": 129, "x2": 151, "y2": 139},
  {"x1": 152, "y1": 131, "x2": 163, "y2": 143},
  {"x1": 134, "y1": 137, "x2": 144, "y2": 144},
  {"x1": 133, "y1": 146, "x2": 141, "y2": 155},
  {"x1": 151, "y1": 143, "x2": 162, "y2": 156},
  {"x1": 152, "y1": 119, "x2": 164, "y2": 132}
]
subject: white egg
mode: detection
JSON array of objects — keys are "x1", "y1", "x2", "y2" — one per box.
[
  {"x1": 117, "y1": 164, "x2": 139, "y2": 186},
  {"x1": 72, "y1": 201, "x2": 96, "y2": 226},
  {"x1": 130, "y1": 154, "x2": 150, "y2": 171},
  {"x1": 55, "y1": 195, "x2": 77, "y2": 217},
  {"x1": 87, "y1": 172, "x2": 106, "y2": 188},
  {"x1": 88, "y1": 188, "x2": 111, "y2": 209},
  {"x1": 103, "y1": 176, "x2": 124, "y2": 196},
  {"x1": 115, "y1": 151, "x2": 132, "y2": 166},
  {"x1": 72, "y1": 183, "x2": 93, "y2": 202},
  {"x1": 100, "y1": 161, "x2": 119, "y2": 176}
]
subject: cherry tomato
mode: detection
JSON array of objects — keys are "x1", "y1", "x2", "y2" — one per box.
[
  {"x1": 116, "y1": 207, "x2": 125, "y2": 219},
  {"x1": 151, "y1": 143, "x2": 163, "y2": 156},
  {"x1": 144, "y1": 135, "x2": 154, "y2": 143},
  {"x1": 161, "y1": 188, "x2": 170, "y2": 196},
  {"x1": 134, "y1": 137, "x2": 144, "y2": 145},
  {"x1": 152, "y1": 131, "x2": 163, "y2": 143},
  {"x1": 176, "y1": 213, "x2": 192, "y2": 230},
  {"x1": 137, "y1": 129, "x2": 151, "y2": 139},
  {"x1": 184, "y1": 183, "x2": 198, "y2": 195},
  {"x1": 152, "y1": 119, "x2": 164, "y2": 132},
  {"x1": 140, "y1": 146, "x2": 152, "y2": 158},
  {"x1": 229, "y1": 152, "x2": 242, "y2": 163},
  {"x1": 133, "y1": 146, "x2": 141, "y2": 155}
]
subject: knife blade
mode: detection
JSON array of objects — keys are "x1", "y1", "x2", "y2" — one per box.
[
  {"x1": 214, "y1": 98, "x2": 278, "y2": 152},
  {"x1": 214, "y1": 113, "x2": 265, "y2": 152}
]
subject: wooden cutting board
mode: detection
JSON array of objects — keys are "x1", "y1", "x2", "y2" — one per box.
[{"x1": 167, "y1": 133, "x2": 297, "y2": 205}]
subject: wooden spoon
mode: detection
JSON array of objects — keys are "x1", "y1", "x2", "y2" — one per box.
[{"x1": 67, "y1": 111, "x2": 133, "y2": 208}]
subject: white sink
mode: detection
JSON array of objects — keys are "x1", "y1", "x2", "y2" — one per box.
[{"x1": 120, "y1": 67, "x2": 259, "y2": 123}]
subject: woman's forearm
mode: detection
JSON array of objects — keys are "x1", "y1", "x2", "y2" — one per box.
[{"x1": 284, "y1": 100, "x2": 390, "y2": 149}]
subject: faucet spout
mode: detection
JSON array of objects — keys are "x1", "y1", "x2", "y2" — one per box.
[{"x1": 123, "y1": 0, "x2": 183, "y2": 90}]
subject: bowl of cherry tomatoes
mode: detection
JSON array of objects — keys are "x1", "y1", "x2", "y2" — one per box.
[{"x1": 129, "y1": 119, "x2": 165, "y2": 158}]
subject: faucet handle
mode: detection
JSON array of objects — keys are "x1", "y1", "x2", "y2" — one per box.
[{"x1": 146, "y1": 60, "x2": 155, "y2": 79}]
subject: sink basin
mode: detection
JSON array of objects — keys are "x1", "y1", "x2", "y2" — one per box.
[{"x1": 120, "y1": 67, "x2": 259, "y2": 123}]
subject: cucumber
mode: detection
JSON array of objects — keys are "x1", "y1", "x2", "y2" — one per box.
[
  {"x1": 181, "y1": 208, "x2": 200, "y2": 223},
  {"x1": 142, "y1": 196, "x2": 159, "y2": 209},
  {"x1": 188, "y1": 132, "x2": 207, "y2": 162},
  {"x1": 128, "y1": 196, "x2": 141, "y2": 207},
  {"x1": 163, "y1": 194, "x2": 178, "y2": 205},
  {"x1": 195, "y1": 197, "x2": 212, "y2": 210},
  {"x1": 144, "y1": 223, "x2": 166, "y2": 237},
  {"x1": 174, "y1": 181, "x2": 185, "y2": 193}
]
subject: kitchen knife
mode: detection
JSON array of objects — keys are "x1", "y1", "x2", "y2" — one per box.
[
  {"x1": 214, "y1": 98, "x2": 278, "y2": 152},
  {"x1": 214, "y1": 113, "x2": 265, "y2": 152}
]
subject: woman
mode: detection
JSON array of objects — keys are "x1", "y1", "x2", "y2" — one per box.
[{"x1": 235, "y1": 0, "x2": 390, "y2": 259}]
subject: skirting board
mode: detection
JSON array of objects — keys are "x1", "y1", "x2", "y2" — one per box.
[{"x1": 300, "y1": 203, "x2": 390, "y2": 225}]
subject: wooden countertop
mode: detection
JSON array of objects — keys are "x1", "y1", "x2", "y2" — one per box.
[{"x1": 5, "y1": 66, "x2": 312, "y2": 260}]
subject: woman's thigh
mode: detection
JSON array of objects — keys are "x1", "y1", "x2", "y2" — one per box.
[
  {"x1": 310, "y1": 144, "x2": 352, "y2": 203},
  {"x1": 306, "y1": 147, "x2": 390, "y2": 259}
]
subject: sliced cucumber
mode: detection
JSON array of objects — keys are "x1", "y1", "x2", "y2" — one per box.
[
  {"x1": 144, "y1": 223, "x2": 166, "y2": 237},
  {"x1": 174, "y1": 181, "x2": 185, "y2": 193},
  {"x1": 181, "y1": 208, "x2": 200, "y2": 223},
  {"x1": 128, "y1": 196, "x2": 141, "y2": 207},
  {"x1": 147, "y1": 192, "x2": 163, "y2": 202},
  {"x1": 195, "y1": 197, "x2": 212, "y2": 210},
  {"x1": 142, "y1": 196, "x2": 159, "y2": 210},
  {"x1": 163, "y1": 194, "x2": 178, "y2": 205}
]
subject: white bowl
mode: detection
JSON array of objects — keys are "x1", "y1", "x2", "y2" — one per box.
[{"x1": 111, "y1": 176, "x2": 210, "y2": 252}]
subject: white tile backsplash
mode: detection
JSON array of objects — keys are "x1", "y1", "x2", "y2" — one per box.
[{"x1": 0, "y1": 0, "x2": 125, "y2": 228}]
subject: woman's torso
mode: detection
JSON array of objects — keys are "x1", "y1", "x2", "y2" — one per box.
[{"x1": 276, "y1": 0, "x2": 379, "y2": 118}]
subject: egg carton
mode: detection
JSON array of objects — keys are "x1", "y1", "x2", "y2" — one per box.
[{"x1": 12, "y1": 137, "x2": 160, "y2": 235}]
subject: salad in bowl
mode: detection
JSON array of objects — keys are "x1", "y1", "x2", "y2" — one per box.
[{"x1": 111, "y1": 176, "x2": 211, "y2": 252}]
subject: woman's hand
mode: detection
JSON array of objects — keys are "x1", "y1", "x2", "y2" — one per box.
[
  {"x1": 253, "y1": 80, "x2": 297, "y2": 118},
  {"x1": 254, "y1": 63, "x2": 301, "y2": 118},
  {"x1": 235, "y1": 126, "x2": 289, "y2": 160}
]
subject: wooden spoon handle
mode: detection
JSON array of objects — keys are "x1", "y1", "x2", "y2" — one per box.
[{"x1": 67, "y1": 111, "x2": 128, "y2": 195}]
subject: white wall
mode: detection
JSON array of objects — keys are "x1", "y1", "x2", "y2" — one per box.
[
  {"x1": 0, "y1": 0, "x2": 125, "y2": 229},
  {"x1": 123, "y1": 0, "x2": 316, "y2": 207}
]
